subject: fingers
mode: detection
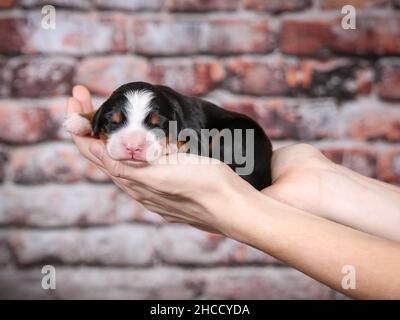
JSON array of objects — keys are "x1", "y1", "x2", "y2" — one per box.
[
  {"x1": 67, "y1": 97, "x2": 84, "y2": 115},
  {"x1": 65, "y1": 89, "x2": 102, "y2": 167},
  {"x1": 72, "y1": 85, "x2": 93, "y2": 113},
  {"x1": 74, "y1": 138, "x2": 105, "y2": 168},
  {"x1": 189, "y1": 223, "x2": 222, "y2": 235}
]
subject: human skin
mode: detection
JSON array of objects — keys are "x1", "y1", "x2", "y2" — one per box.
[
  {"x1": 67, "y1": 85, "x2": 400, "y2": 299},
  {"x1": 263, "y1": 145, "x2": 400, "y2": 243}
]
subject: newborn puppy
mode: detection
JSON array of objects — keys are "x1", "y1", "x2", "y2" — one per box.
[{"x1": 64, "y1": 82, "x2": 272, "y2": 190}]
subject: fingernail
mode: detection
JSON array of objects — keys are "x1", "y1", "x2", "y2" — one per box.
[{"x1": 90, "y1": 142, "x2": 103, "y2": 159}]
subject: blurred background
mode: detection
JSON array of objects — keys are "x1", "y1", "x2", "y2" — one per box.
[{"x1": 0, "y1": 0, "x2": 399, "y2": 299}]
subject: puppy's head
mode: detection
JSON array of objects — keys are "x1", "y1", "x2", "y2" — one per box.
[{"x1": 93, "y1": 82, "x2": 184, "y2": 162}]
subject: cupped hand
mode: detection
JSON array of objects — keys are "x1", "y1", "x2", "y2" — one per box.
[
  {"x1": 67, "y1": 86, "x2": 341, "y2": 235},
  {"x1": 261, "y1": 143, "x2": 333, "y2": 215},
  {"x1": 67, "y1": 85, "x2": 254, "y2": 234}
]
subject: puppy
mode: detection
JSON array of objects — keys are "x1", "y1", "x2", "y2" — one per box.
[{"x1": 64, "y1": 82, "x2": 272, "y2": 190}]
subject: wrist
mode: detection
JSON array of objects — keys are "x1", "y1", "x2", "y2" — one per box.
[{"x1": 208, "y1": 177, "x2": 262, "y2": 242}]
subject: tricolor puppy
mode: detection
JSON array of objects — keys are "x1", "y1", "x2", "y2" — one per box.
[{"x1": 64, "y1": 82, "x2": 272, "y2": 190}]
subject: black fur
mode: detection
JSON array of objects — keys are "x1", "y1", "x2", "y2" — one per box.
[{"x1": 93, "y1": 82, "x2": 273, "y2": 190}]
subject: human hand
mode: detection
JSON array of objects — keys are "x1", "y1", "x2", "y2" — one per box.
[
  {"x1": 66, "y1": 86, "x2": 340, "y2": 235},
  {"x1": 263, "y1": 143, "x2": 400, "y2": 242},
  {"x1": 66, "y1": 85, "x2": 254, "y2": 235},
  {"x1": 67, "y1": 85, "x2": 400, "y2": 241},
  {"x1": 261, "y1": 143, "x2": 332, "y2": 214}
]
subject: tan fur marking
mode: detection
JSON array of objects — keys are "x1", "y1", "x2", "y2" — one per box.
[
  {"x1": 99, "y1": 129, "x2": 109, "y2": 142},
  {"x1": 112, "y1": 111, "x2": 122, "y2": 123},
  {"x1": 177, "y1": 140, "x2": 186, "y2": 149},
  {"x1": 80, "y1": 111, "x2": 96, "y2": 123},
  {"x1": 149, "y1": 113, "x2": 161, "y2": 126},
  {"x1": 167, "y1": 135, "x2": 187, "y2": 152}
]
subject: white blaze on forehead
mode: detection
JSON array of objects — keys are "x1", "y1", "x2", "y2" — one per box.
[
  {"x1": 124, "y1": 90, "x2": 154, "y2": 129},
  {"x1": 106, "y1": 89, "x2": 163, "y2": 161}
]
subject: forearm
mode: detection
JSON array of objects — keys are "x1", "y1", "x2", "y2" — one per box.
[
  {"x1": 266, "y1": 148, "x2": 400, "y2": 242},
  {"x1": 216, "y1": 185, "x2": 400, "y2": 299},
  {"x1": 315, "y1": 163, "x2": 400, "y2": 242}
]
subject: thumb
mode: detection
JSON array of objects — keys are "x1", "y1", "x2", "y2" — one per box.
[
  {"x1": 72, "y1": 85, "x2": 93, "y2": 113},
  {"x1": 66, "y1": 97, "x2": 84, "y2": 115}
]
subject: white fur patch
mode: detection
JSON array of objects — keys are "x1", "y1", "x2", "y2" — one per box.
[
  {"x1": 63, "y1": 113, "x2": 92, "y2": 136},
  {"x1": 106, "y1": 89, "x2": 163, "y2": 162},
  {"x1": 124, "y1": 90, "x2": 154, "y2": 130}
]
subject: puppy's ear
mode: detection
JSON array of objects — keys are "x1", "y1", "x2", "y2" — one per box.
[{"x1": 92, "y1": 105, "x2": 106, "y2": 138}]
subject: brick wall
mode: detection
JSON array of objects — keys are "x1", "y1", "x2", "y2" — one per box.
[{"x1": 0, "y1": 0, "x2": 399, "y2": 299}]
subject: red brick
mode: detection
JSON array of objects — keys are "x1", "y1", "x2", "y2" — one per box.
[
  {"x1": 287, "y1": 59, "x2": 373, "y2": 98},
  {"x1": 25, "y1": 11, "x2": 127, "y2": 55},
  {"x1": 320, "y1": 144, "x2": 377, "y2": 178},
  {"x1": 224, "y1": 98, "x2": 339, "y2": 140},
  {"x1": 0, "y1": 16, "x2": 27, "y2": 54},
  {"x1": 0, "y1": 12, "x2": 127, "y2": 55},
  {"x1": 9, "y1": 144, "x2": 84, "y2": 184},
  {"x1": 0, "y1": 98, "x2": 68, "y2": 143},
  {"x1": 282, "y1": 13, "x2": 400, "y2": 56},
  {"x1": 226, "y1": 57, "x2": 293, "y2": 96},
  {"x1": 294, "y1": 99, "x2": 339, "y2": 140},
  {"x1": 377, "y1": 58, "x2": 400, "y2": 101},
  {"x1": 42, "y1": 97, "x2": 73, "y2": 141},
  {"x1": 0, "y1": 232, "x2": 10, "y2": 265},
  {"x1": 0, "y1": 267, "x2": 336, "y2": 299},
  {"x1": 18, "y1": 0, "x2": 91, "y2": 9},
  {"x1": 0, "y1": 0, "x2": 15, "y2": 9},
  {"x1": 334, "y1": 291, "x2": 352, "y2": 300},
  {"x1": 10, "y1": 225, "x2": 156, "y2": 266},
  {"x1": 116, "y1": 191, "x2": 165, "y2": 224},
  {"x1": 76, "y1": 56, "x2": 150, "y2": 97},
  {"x1": 0, "y1": 149, "x2": 7, "y2": 183},
  {"x1": 244, "y1": 0, "x2": 311, "y2": 12},
  {"x1": 94, "y1": 0, "x2": 162, "y2": 10},
  {"x1": 320, "y1": 0, "x2": 389, "y2": 9},
  {"x1": 194, "y1": 268, "x2": 333, "y2": 299},
  {"x1": 333, "y1": 13, "x2": 400, "y2": 55},
  {"x1": 281, "y1": 18, "x2": 334, "y2": 56},
  {"x1": 19, "y1": 0, "x2": 91, "y2": 8},
  {"x1": 131, "y1": 17, "x2": 203, "y2": 56},
  {"x1": 0, "y1": 268, "x2": 197, "y2": 299},
  {"x1": 0, "y1": 59, "x2": 12, "y2": 97},
  {"x1": 226, "y1": 57, "x2": 372, "y2": 98},
  {"x1": 168, "y1": 0, "x2": 239, "y2": 11},
  {"x1": 156, "y1": 225, "x2": 279, "y2": 265},
  {"x1": 222, "y1": 100, "x2": 259, "y2": 122},
  {"x1": 85, "y1": 161, "x2": 111, "y2": 183},
  {"x1": 0, "y1": 100, "x2": 59, "y2": 144},
  {"x1": 76, "y1": 56, "x2": 224, "y2": 96},
  {"x1": 9, "y1": 57, "x2": 74, "y2": 97},
  {"x1": 378, "y1": 147, "x2": 400, "y2": 183},
  {"x1": 131, "y1": 17, "x2": 276, "y2": 55},
  {"x1": 3, "y1": 97, "x2": 92, "y2": 143},
  {"x1": 0, "y1": 97, "x2": 73, "y2": 142},
  {"x1": 223, "y1": 99, "x2": 299, "y2": 139},
  {"x1": 0, "y1": 185, "x2": 156, "y2": 227},
  {"x1": 150, "y1": 58, "x2": 225, "y2": 96},
  {"x1": 256, "y1": 100, "x2": 299, "y2": 139},
  {"x1": 345, "y1": 102, "x2": 400, "y2": 141}
]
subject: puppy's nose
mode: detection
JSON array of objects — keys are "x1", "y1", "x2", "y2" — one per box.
[
  {"x1": 122, "y1": 131, "x2": 147, "y2": 160},
  {"x1": 125, "y1": 144, "x2": 143, "y2": 154}
]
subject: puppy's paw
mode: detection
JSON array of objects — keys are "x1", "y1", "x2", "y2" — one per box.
[{"x1": 63, "y1": 113, "x2": 92, "y2": 136}]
